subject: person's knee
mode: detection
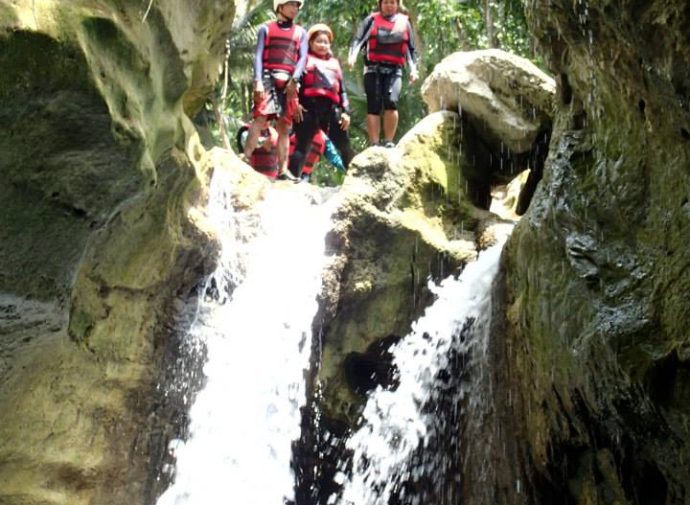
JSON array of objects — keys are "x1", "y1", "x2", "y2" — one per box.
[{"x1": 251, "y1": 116, "x2": 268, "y2": 131}]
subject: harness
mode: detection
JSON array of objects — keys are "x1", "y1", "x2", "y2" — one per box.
[{"x1": 364, "y1": 63, "x2": 400, "y2": 108}]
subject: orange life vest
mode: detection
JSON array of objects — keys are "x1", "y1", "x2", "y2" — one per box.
[
  {"x1": 302, "y1": 54, "x2": 343, "y2": 105},
  {"x1": 367, "y1": 13, "x2": 409, "y2": 66},
  {"x1": 263, "y1": 21, "x2": 302, "y2": 73}
]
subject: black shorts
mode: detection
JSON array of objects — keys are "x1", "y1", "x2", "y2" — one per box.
[{"x1": 364, "y1": 69, "x2": 403, "y2": 114}]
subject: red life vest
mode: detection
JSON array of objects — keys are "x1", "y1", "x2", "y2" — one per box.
[
  {"x1": 263, "y1": 22, "x2": 302, "y2": 73},
  {"x1": 289, "y1": 129, "x2": 327, "y2": 176},
  {"x1": 251, "y1": 127, "x2": 279, "y2": 178},
  {"x1": 302, "y1": 54, "x2": 342, "y2": 104},
  {"x1": 367, "y1": 12, "x2": 409, "y2": 66}
]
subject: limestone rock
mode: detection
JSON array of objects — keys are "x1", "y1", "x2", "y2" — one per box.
[
  {"x1": 460, "y1": 2, "x2": 690, "y2": 504},
  {"x1": 0, "y1": 2, "x2": 235, "y2": 504},
  {"x1": 421, "y1": 49, "x2": 556, "y2": 153},
  {"x1": 316, "y1": 111, "x2": 508, "y2": 423}
]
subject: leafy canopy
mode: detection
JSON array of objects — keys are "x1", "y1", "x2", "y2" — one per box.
[{"x1": 208, "y1": 0, "x2": 534, "y2": 186}]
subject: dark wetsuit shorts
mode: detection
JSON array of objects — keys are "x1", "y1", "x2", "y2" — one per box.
[{"x1": 364, "y1": 70, "x2": 402, "y2": 114}]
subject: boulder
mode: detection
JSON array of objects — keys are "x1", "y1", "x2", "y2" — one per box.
[
  {"x1": 316, "y1": 111, "x2": 511, "y2": 424},
  {"x1": 421, "y1": 49, "x2": 555, "y2": 154}
]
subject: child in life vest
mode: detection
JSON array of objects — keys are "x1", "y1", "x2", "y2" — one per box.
[
  {"x1": 348, "y1": 0, "x2": 419, "y2": 148},
  {"x1": 243, "y1": 0, "x2": 308, "y2": 180},
  {"x1": 289, "y1": 23, "x2": 353, "y2": 179}
]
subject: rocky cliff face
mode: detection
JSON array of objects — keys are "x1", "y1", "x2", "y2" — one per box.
[
  {"x1": 4, "y1": 0, "x2": 686, "y2": 503},
  {"x1": 294, "y1": 50, "x2": 553, "y2": 503},
  {"x1": 467, "y1": 1, "x2": 690, "y2": 503},
  {"x1": 0, "y1": 2, "x2": 233, "y2": 504}
]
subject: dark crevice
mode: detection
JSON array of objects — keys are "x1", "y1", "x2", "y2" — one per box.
[
  {"x1": 560, "y1": 73, "x2": 573, "y2": 105},
  {"x1": 344, "y1": 334, "x2": 402, "y2": 397},
  {"x1": 516, "y1": 126, "x2": 552, "y2": 215}
]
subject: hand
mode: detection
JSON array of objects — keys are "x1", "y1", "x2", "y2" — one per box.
[
  {"x1": 347, "y1": 54, "x2": 357, "y2": 70},
  {"x1": 294, "y1": 104, "x2": 306, "y2": 123},
  {"x1": 409, "y1": 70, "x2": 419, "y2": 84},
  {"x1": 285, "y1": 78, "x2": 298, "y2": 99},
  {"x1": 340, "y1": 112, "x2": 350, "y2": 130},
  {"x1": 253, "y1": 81, "x2": 265, "y2": 103}
]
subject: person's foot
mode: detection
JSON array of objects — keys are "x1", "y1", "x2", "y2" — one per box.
[
  {"x1": 382, "y1": 140, "x2": 395, "y2": 148},
  {"x1": 277, "y1": 170, "x2": 298, "y2": 181}
]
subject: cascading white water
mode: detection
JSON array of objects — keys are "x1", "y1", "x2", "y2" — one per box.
[
  {"x1": 333, "y1": 241, "x2": 507, "y2": 505},
  {"x1": 156, "y1": 170, "x2": 337, "y2": 505}
]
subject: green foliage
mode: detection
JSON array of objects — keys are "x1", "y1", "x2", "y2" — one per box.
[{"x1": 209, "y1": 0, "x2": 535, "y2": 185}]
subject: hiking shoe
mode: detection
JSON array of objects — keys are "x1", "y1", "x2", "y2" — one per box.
[
  {"x1": 383, "y1": 140, "x2": 395, "y2": 148},
  {"x1": 277, "y1": 170, "x2": 298, "y2": 182}
]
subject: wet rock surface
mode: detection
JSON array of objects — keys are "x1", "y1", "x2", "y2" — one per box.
[
  {"x1": 463, "y1": 1, "x2": 690, "y2": 504},
  {"x1": 0, "y1": 2, "x2": 233, "y2": 504}
]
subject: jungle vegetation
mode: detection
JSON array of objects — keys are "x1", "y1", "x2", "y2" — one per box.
[{"x1": 201, "y1": 0, "x2": 534, "y2": 185}]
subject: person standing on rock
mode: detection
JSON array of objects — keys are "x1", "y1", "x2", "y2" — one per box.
[
  {"x1": 348, "y1": 0, "x2": 419, "y2": 148},
  {"x1": 289, "y1": 23, "x2": 353, "y2": 179},
  {"x1": 243, "y1": 0, "x2": 308, "y2": 181}
]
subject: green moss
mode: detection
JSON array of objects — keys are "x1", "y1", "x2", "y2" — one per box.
[
  {"x1": 0, "y1": 186, "x2": 89, "y2": 300},
  {"x1": 68, "y1": 307, "x2": 96, "y2": 345},
  {"x1": 0, "y1": 30, "x2": 93, "y2": 99}
]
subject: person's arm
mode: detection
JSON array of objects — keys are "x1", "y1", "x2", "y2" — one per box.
[
  {"x1": 405, "y1": 19, "x2": 419, "y2": 81},
  {"x1": 291, "y1": 28, "x2": 309, "y2": 81},
  {"x1": 338, "y1": 71, "x2": 351, "y2": 130},
  {"x1": 339, "y1": 65, "x2": 350, "y2": 113},
  {"x1": 253, "y1": 25, "x2": 268, "y2": 82},
  {"x1": 348, "y1": 15, "x2": 374, "y2": 68}
]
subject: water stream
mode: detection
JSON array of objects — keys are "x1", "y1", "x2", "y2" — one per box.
[
  {"x1": 333, "y1": 242, "x2": 505, "y2": 505},
  {"x1": 156, "y1": 168, "x2": 508, "y2": 504},
  {"x1": 156, "y1": 171, "x2": 337, "y2": 505}
]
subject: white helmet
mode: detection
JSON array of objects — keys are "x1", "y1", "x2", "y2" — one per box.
[{"x1": 274, "y1": 0, "x2": 303, "y2": 12}]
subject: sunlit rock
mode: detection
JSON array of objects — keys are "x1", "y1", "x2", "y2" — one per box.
[
  {"x1": 0, "y1": 1, "x2": 234, "y2": 504},
  {"x1": 421, "y1": 48, "x2": 556, "y2": 154},
  {"x1": 316, "y1": 110, "x2": 510, "y2": 425}
]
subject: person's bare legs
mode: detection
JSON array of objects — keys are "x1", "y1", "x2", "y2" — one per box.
[
  {"x1": 382, "y1": 109, "x2": 398, "y2": 144},
  {"x1": 276, "y1": 119, "x2": 291, "y2": 175},
  {"x1": 243, "y1": 116, "x2": 268, "y2": 158},
  {"x1": 367, "y1": 114, "x2": 381, "y2": 145}
]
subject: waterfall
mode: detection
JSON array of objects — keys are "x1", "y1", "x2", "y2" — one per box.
[
  {"x1": 333, "y1": 241, "x2": 507, "y2": 505},
  {"x1": 156, "y1": 169, "x2": 337, "y2": 505}
]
